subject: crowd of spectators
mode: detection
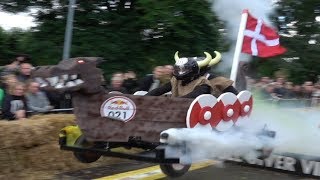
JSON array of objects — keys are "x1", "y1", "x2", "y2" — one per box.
[
  {"x1": 0, "y1": 54, "x2": 66, "y2": 120},
  {"x1": 0, "y1": 55, "x2": 174, "y2": 121},
  {"x1": 247, "y1": 76, "x2": 320, "y2": 107},
  {"x1": 106, "y1": 65, "x2": 174, "y2": 94},
  {"x1": 1, "y1": 54, "x2": 318, "y2": 121}
]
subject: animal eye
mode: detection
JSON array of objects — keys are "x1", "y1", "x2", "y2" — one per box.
[{"x1": 77, "y1": 59, "x2": 85, "y2": 64}]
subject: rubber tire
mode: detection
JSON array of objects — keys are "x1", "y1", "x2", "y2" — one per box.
[
  {"x1": 73, "y1": 135, "x2": 101, "y2": 163},
  {"x1": 160, "y1": 163, "x2": 191, "y2": 178}
]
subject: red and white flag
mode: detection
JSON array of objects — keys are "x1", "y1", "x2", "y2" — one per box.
[{"x1": 241, "y1": 12, "x2": 287, "y2": 58}]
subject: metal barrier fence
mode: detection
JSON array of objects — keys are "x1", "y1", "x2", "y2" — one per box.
[
  {"x1": 255, "y1": 97, "x2": 320, "y2": 109},
  {"x1": 26, "y1": 108, "x2": 74, "y2": 115}
]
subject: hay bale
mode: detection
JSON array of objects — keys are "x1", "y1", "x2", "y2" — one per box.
[{"x1": 0, "y1": 114, "x2": 128, "y2": 179}]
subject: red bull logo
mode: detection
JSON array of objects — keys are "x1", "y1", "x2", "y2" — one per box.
[
  {"x1": 110, "y1": 100, "x2": 128, "y2": 106},
  {"x1": 100, "y1": 96, "x2": 137, "y2": 122}
]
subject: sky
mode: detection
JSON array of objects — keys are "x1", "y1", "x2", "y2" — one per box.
[{"x1": 0, "y1": 12, "x2": 35, "y2": 30}]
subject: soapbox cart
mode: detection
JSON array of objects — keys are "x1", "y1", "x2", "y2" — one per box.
[{"x1": 58, "y1": 91, "x2": 275, "y2": 178}]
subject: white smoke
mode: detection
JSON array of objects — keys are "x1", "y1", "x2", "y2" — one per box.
[
  {"x1": 252, "y1": 105, "x2": 320, "y2": 157},
  {"x1": 209, "y1": 0, "x2": 275, "y2": 72},
  {"x1": 161, "y1": 126, "x2": 275, "y2": 165},
  {"x1": 160, "y1": 105, "x2": 320, "y2": 165}
]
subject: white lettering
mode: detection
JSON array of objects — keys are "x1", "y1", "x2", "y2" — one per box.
[
  {"x1": 107, "y1": 106, "x2": 130, "y2": 110},
  {"x1": 283, "y1": 157, "x2": 296, "y2": 171},
  {"x1": 313, "y1": 162, "x2": 320, "y2": 176},
  {"x1": 301, "y1": 159, "x2": 315, "y2": 174},
  {"x1": 264, "y1": 156, "x2": 275, "y2": 167},
  {"x1": 274, "y1": 156, "x2": 284, "y2": 169}
]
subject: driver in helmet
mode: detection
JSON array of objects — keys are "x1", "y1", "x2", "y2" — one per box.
[{"x1": 146, "y1": 51, "x2": 238, "y2": 98}]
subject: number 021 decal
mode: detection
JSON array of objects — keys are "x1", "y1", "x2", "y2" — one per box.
[{"x1": 100, "y1": 96, "x2": 137, "y2": 122}]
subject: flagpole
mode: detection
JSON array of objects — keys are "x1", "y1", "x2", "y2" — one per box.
[{"x1": 230, "y1": 9, "x2": 249, "y2": 85}]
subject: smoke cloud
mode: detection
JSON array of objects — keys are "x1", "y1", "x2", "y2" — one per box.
[
  {"x1": 161, "y1": 124, "x2": 275, "y2": 165},
  {"x1": 160, "y1": 104, "x2": 320, "y2": 165},
  {"x1": 209, "y1": 0, "x2": 275, "y2": 72}
]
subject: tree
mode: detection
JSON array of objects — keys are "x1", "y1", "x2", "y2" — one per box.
[
  {"x1": 0, "y1": 0, "x2": 224, "y2": 78},
  {"x1": 252, "y1": 0, "x2": 320, "y2": 84}
]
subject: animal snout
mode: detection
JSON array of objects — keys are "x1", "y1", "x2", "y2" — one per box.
[{"x1": 160, "y1": 133, "x2": 169, "y2": 139}]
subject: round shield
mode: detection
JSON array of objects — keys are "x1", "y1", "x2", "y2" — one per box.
[
  {"x1": 186, "y1": 94, "x2": 223, "y2": 129},
  {"x1": 216, "y1": 92, "x2": 241, "y2": 131},
  {"x1": 238, "y1": 90, "x2": 253, "y2": 117},
  {"x1": 235, "y1": 90, "x2": 253, "y2": 127}
]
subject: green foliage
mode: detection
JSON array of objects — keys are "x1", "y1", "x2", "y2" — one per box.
[
  {"x1": 0, "y1": 0, "x2": 224, "y2": 78},
  {"x1": 255, "y1": 0, "x2": 320, "y2": 84}
]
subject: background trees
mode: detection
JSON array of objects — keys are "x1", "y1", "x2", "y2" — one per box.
[
  {"x1": 0, "y1": 0, "x2": 223, "y2": 78},
  {"x1": 251, "y1": 0, "x2": 320, "y2": 83},
  {"x1": 0, "y1": 0, "x2": 319, "y2": 83}
]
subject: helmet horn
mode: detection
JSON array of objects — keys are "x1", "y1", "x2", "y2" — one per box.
[
  {"x1": 197, "y1": 52, "x2": 212, "y2": 68},
  {"x1": 208, "y1": 51, "x2": 222, "y2": 67},
  {"x1": 174, "y1": 51, "x2": 180, "y2": 62}
]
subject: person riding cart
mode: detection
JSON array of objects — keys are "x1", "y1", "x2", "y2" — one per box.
[{"x1": 146, "y1": 51, "x2": 238, "y2": 98}]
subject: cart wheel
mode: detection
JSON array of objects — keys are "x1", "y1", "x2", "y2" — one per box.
[
  {"x1": 160, "y1": 163, "x2": 191, "y2": 178},
  {"x1": 73, "y1": 135, "x2": 101, "y2": 163}
]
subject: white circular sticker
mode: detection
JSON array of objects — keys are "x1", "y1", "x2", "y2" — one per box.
[{"x1": 100, "y1": 96, "x2": 136, "y2": 122}]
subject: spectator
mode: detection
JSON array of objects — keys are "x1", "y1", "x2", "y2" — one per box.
[
  {"x1": 292, "y1": 85, "x2": 303, "y2": 98},
  {"x1": 302, "y1": 81, "x2": 314, "y2": 99},
  {"x1": 301, "y1": 81, "x2": 315, "y2": 107},
  {"x1": 2, "y1": 82, "x2": 27, "y2": 120},
  {"x1": 0, "y1": 54, "x2": 31, "y2": 77},
  {"x1": 26, "y1": 81, "x2": 53, "y2": 113},
  {"x1": 122, "y1": 71, "x2": 138, "y2": 94},
  {"x1": 161, "y1": 65, "x2": 174, "y2": 84},
  {"x1": 0, "y1": 87, "x2": 4, "y2": 109},
  {"x1": 108, "y1": 72, "x2": 128, "y2": 93},
  {"x1": 138, "y1": 66, "x2": 165, "y2": 91},
  {"x1": 273, "y1": 77, "x2": 287, "y2": 98},
  {"x1": 255, "y1": 76, "x2": 270, "y2": 93},
  {"x1": 311, "y1": 83, "x2": 320, "y2": 107},
  {"x1": 260, "y1": 83, "x2": 277, "y2": 100},
  {"x1": 283, "y1": 81, "x2": 295, "y2": 99},
  {"x1": 1, "y1": 74, "x2": 18, "y2": 94},
  {"x1": 17, "y1": 63, "x2": 33, "y2": 83}
]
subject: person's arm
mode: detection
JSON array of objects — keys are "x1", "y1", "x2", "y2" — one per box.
[
  {"x1": 181, "y1": 84, "x2": 211, "y2": 98},
  {"x1": 223, "y1": 86, "x2": 239, "y2": 95},
  {"x1": 146, "y1": 82, "x2": 172, "y2": 96}
]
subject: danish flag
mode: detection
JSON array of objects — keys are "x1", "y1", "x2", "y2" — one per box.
[{"x1": 241, "y1": 11, "x2": 287, "y2": 58}]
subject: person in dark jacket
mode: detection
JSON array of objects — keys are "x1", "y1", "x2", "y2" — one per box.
[
  {"x1": 138, "y1": 66, "x2": 165, "y2": 92},
  {"x1": 122, "y1": 71, "x2": 139, "y2": 94},
  {"x1": 2, "y1": 82, "x2": 27, "y2": 120}
]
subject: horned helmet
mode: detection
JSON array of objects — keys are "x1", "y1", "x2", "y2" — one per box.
[{"x1": 173, "y1": 51, "x2": 222, "y2": 80}]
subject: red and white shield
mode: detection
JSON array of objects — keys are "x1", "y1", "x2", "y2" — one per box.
[
  {"x1": 235, "y1": 90, "x2": 253, "y2": 127},
  {"x1": 216, "y1": 92, "x2": 241, "y2": 131},
  {"x1": 186, "y1": 91, "x2": 253, "y2": 131},
  {"x1": 186, "y1": 94, "x2": 223, "y2": 130}
]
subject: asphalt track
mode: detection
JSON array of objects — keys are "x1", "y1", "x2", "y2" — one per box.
[{"x1": 57, "y1": 160, "x2": 317, "y2": 180}]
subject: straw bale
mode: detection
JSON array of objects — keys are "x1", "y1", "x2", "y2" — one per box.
[{"x1": 0, "y1": 114, "x2": 128, "y2": 179}]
